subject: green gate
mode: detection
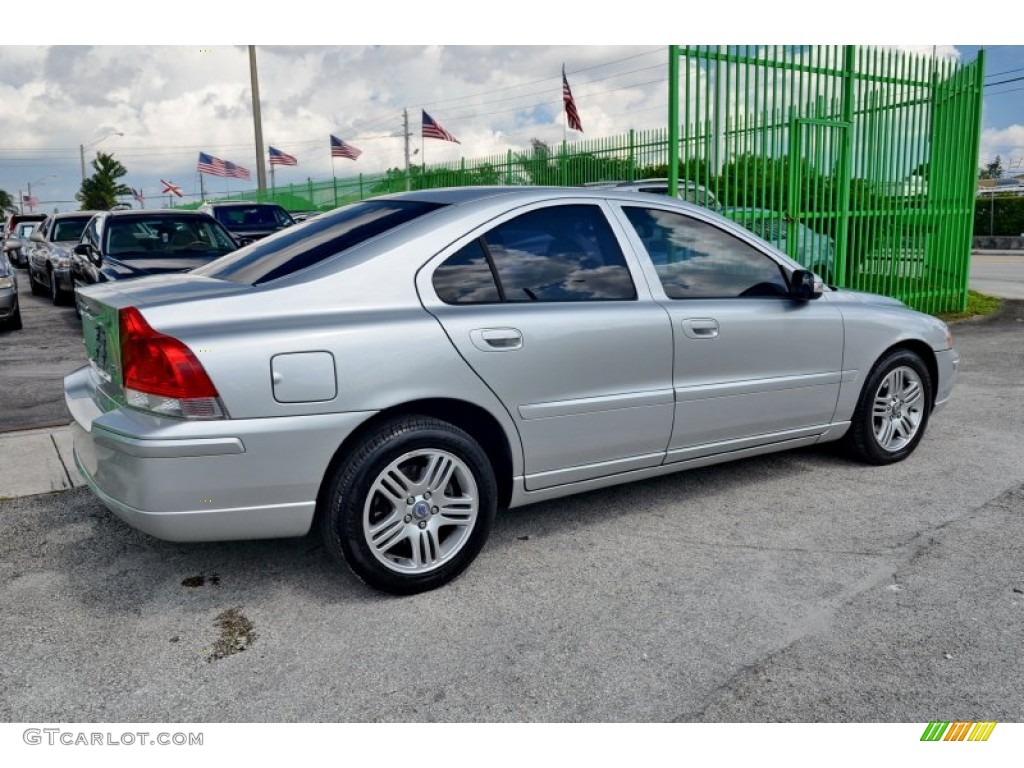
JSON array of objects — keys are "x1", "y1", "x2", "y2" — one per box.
[{"x1": 668, "y1": 45, "x2": 984, "y2": 313}]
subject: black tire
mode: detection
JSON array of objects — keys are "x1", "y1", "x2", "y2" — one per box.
[
  {"x1": 50, "y1": 270, "x2": 67, "y2": 306},
  {"x1": 29, "y1": 268, "x2": 45, "y2": 296},
  {"x1": 4, "y1": 303, "x2": 22, "y2": 331},
  {"x1": 844, "y1": 348, "x2": 933, "y2": 465},
  {"x1": 320, "y1": 415, "x2": 497, "y2": 595}
]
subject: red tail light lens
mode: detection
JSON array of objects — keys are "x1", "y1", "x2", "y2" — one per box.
[{"x1": 119, "y1": 306, "x2": 218, "y2": 399}]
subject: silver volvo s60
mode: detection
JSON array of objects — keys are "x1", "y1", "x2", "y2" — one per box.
[{"x1": 64, "y1": 187, "x2": 958, "y2": 594}]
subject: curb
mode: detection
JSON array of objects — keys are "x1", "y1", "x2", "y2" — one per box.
[{"x1": 0, "y1": 424, "x2": 84, "y2": 499}]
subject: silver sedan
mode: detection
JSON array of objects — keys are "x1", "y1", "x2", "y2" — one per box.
[{"x1": 64, "y1": 187, "x2": 958, "y2": 594}]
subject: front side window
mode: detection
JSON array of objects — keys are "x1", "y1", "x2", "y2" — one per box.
[{"x1": 623, "y1": 207, "x2": 789, "y2": 299}]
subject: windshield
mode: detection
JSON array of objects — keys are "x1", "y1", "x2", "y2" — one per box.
[
  {"x1": 194, "y1": 199, "x2": 445, "y2": 285},
  {"x1": 104, "y1": 216, "x2": 237, "y2": 259},
  {"x1": 213, "y1": 204, "x2": 293, "y2": 229},
  {"x1": 53, "y1": 218, "x2": 91, "y2": 242},
  {"x1": 15, "y1": 223, "x2": 37, "y2": 238}
]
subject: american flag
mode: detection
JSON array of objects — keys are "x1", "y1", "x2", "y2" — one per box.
[
  {"x1": 197, "y1": 152, "x2": 251, "y2": 180},
  {"x1": 160, "y1": 179, "x2": 184, "y2": 198},
  {"x1": 133, "y1": 188, "x2": 145, "y2": 207},
  {"x1": 269, "y1": 146, "x2": 298, "y2": 166},
  {"x1": 562, "y1": 65, "x2": 583, "y2": 133},
  {"x1": 330, "y1": 135, "x2": 363, "y2": 161},
  {"x1": 22, "y1": 194, "x2": 39, "y2": 211},
  {"x1": 422, "y1": 110, "x2": 460, "y2": 144}
]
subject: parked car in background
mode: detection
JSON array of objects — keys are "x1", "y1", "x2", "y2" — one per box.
[
  {"x1": 69, "y1": 210, "x2": 238, "y2": 303},
  {"x1": 4, "y1": 214, "x2": 47, "y2": 267},
  {"x1": 614, "y1": 179, "x2": 722, "y2": 210},
  {"x1": 27, "y1": 211, "x2": 97, "y2": 305},
  {"x1": 197, "y1": 201, "x2": 295, "y2": 244},
  {"x1": 0, "y1": 252, "x2": 21, "y2": 330},
  {"x1": 66, "y1": 187, "x2": 956, "y2": 595},
  {"x1": 723, "y1": 207, "x2": 837, "y2": 283}
]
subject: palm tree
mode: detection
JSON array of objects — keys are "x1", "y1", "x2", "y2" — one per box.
[{"x1": 76, "y1": 151, "x2": 133, "y2": 210}]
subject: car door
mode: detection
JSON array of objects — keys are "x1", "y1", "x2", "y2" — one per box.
[
  {"x1": 419, "y1": 200, "x2": 675, "y2": 491},
  {"x1": 611, "y1": 202, "x2": 844, "y2": 462}
]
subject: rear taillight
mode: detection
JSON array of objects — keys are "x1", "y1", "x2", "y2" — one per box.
[{"x1": 119, "y1": 306, "x2": 225, "y2": 419}]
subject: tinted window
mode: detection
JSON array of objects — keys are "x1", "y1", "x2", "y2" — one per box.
[
  {"x1": 433, "y1": 240, "x2": 501, "y2": 304},
  {"x1": 213, "y1": 204, "x2": 292, "y2": 229},
  {"x1": 194, "y1": 200, "x2": 445, "y2": 285},
  {"x1": 52, "y1": 218, "x2": 91, "y2": 243},
  {"x1": 623, "y1": 207, "x2": 789, "y2": 299},
  {"x1": 104, "y1": 216, "x2": 236, "y2": 258},
  {"x1": 483, "y1": 205, "x2": 635, "y2": 302}
]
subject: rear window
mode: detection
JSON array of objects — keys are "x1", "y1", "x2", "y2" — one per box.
[{"x1": 194, "y1": 200, "x2": 445, "y2": 285}]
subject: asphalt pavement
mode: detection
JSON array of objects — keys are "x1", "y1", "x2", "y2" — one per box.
[{"x1": 1, "y1": 300, "x2": 1022, "y2": 722}]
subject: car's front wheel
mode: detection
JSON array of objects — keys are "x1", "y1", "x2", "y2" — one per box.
[
  {"x1": 320, "y1": 416, "x2": 497, "y2": 594},
  {"x1": 50, "y1": 269, "x2": 69, "y2": 306},
  {"x1": 844, "y1": 348, "x2": 933, "y2": 465}
]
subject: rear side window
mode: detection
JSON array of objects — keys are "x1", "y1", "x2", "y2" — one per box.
[
  {"x1": 433, "y1": 240, "x2": 501, "y2": 304},
  {"x1": 194, "y1": 200, "x2": 445, "y2": 285},
  {"x1": 434, "y1": 204, "x2": 634, "y2": 304}
]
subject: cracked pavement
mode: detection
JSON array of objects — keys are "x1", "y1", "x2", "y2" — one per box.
[{"x1": 1, "y1": 302, "x2": 1022, "y2": 722}]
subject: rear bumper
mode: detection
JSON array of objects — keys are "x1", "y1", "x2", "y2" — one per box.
[
  {"x1": 932, "y1": 347, "x2": 959, "y2": 415},
  {"x1": 65, "y1": 365, "x2": 375, "y2": 542}
]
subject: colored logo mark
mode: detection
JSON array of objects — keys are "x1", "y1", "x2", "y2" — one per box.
[{"x1": 921, "y1": 721, "x2": 997, "y2": 741}]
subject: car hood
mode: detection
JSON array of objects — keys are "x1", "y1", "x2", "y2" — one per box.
[{"x1": 826, "y1": 288, "x2": 906, "y2": 308}]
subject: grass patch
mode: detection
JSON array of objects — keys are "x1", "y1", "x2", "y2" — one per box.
[{"x1": 937, "y1": 290, "x2": 1002, "y2": 322}]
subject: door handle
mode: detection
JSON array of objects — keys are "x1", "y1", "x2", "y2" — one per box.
[
  {"x1": 470, "y1": 328, "x2": 523, "y2": 351},
  {"x1": 682, "y1": 318, "x2": 719, "y2": 339}
]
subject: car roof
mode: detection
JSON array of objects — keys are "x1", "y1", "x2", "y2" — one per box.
[{"x1": 99, "y1": 209, "x2": 213, "y2": 217}]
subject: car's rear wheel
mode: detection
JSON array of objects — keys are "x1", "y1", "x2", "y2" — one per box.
[
  {"x1": 844, "y1": 349, "x2": 932, "y2": 465},
  {"x1": 320, "y1": 416, "x2": 497, "y2": 594}
]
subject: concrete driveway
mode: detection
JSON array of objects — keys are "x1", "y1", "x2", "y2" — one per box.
[{"x1": 1, "y1": 302, "x2": 1022, "y2": 722}]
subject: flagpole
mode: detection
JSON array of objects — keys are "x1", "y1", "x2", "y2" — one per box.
[
  {"x1": 403, "y1": 109, "x2": 411, "y2": 192},
  {"x1": 200, "y1": 173, "x2": 206, "y2": 204}
]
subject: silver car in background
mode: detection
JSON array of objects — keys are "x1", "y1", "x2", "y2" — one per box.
[
  {"x1": 0, "y1": 253, "x2": 21, "y2": 330},
  {"x1": 65, "y1": 187, "x2": 958, "y2": 594}
]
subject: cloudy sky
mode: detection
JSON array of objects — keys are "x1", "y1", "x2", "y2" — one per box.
[{"x1": 2, "y1": 11, "x2": 1021, "y2": 212}]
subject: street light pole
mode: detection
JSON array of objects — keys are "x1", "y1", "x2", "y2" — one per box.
[
  {"x1": 79, "y1": 131, "x2": 124, "y2": 182},
  {"x1": 249, "y1": 46, "x2": 267, "y2": 197}
]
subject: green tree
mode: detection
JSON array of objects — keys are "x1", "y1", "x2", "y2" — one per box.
[
  {"x1": 979, "y1": 156, "x2": 1004, "y2": 180},
  {"x1": 76, "y1": 151, "x2": 133, "y2": 210},
  {"x1": 0, "y1": 188, "x2": 18, "y2": 215}
]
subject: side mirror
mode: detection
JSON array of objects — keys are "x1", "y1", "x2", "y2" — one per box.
[
  {"x1": 30, "y1": 231, "x2": 45, "y2": 243},
  {"x1": 789, "y1": 269, "x2": 823, "y2": 301},
  {"x1": 73, "y1": 243, "x2": 90, "y2": 257}
]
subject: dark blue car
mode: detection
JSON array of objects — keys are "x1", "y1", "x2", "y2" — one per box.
[{"x1": 70, "y1": 210, "x2": 238, "y2": 312}]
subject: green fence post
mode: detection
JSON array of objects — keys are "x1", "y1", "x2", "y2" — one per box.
[
  {"x1": 668, "y1": 45, "x2": 680, "y2": 196},
  {"x1": 506, "y1": 149, "x2": 513, "y2": 185},
  {"x1": 359, "y1": 173, "x2": 364, "y2": 200},
  {"x1": 333, "y1": 177, "x2": 338, "y2": 208}
]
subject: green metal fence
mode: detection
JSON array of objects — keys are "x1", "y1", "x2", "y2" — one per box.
[
  {"x1": 668, "y1": 45, "x2": 984, "y2": 314},
  {"x1": 184, "y1": 46, "x2": 983, "y2": 314}
]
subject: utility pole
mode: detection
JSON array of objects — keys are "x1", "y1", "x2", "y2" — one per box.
[
  {"x1": 403, "y1": 109, "x2": 412, "y2": 191},
  {"x1": 249, "y1": 45, "x2": 267, "y2": 197}
]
